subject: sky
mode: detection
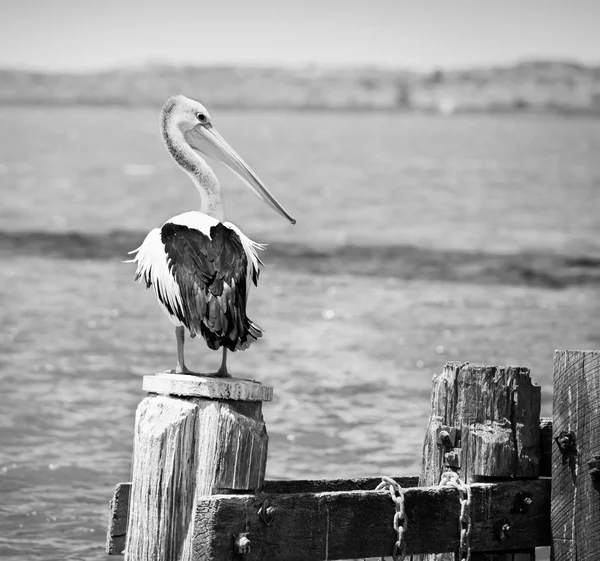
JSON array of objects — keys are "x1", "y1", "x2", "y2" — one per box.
[{"x1": 1, "y1": 0, "x2": 599, "y2": 72}]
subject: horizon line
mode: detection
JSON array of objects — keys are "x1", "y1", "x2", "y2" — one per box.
[{"x1": 1, "y1": 56, "x2": 599, "y2": 76}]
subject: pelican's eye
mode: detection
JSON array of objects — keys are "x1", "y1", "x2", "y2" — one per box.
[{"x1": 196, "y1": 112, "x2": 208, "y2": 124}]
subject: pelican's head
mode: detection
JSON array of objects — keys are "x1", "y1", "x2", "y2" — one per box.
[{"x1": 161, "y1": 95, "x2": 296, "y2": 225}]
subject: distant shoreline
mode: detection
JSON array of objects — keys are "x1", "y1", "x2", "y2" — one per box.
[
  {"x1": 0, "y1": 101, "x2": 598, "y2": 119},
  {"x1": 2, "y1": 60, "x2": 599, "y2": 116}
]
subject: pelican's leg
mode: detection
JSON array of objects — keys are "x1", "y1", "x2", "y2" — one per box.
[
  {"x1": 217, "y1": 347, "x2": 231, "y2": 378},
  {"x1": 175, "y1": 326, "x2": 188, "y2": 373},
  {"x1": 216, "y1": 347, "x2": 231, "y2": 377},
  {"x1": 171, "y1": 326, "x2": 202, "y2": 375}
]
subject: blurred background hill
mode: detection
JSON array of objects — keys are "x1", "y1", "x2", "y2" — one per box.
[{"x1": 2, "y1": 60, "x2": 600, "y2": 114}]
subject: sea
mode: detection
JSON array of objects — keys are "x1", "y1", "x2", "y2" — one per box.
[{"x1": 1, "y1": 107, "x2": 599, "y2": 560}]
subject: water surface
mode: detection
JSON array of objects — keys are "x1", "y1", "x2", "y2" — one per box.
[{"x1": 0, "y1": 108, "x2": 599, "y2": 559}]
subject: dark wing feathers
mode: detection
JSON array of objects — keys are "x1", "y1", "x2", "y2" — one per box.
[{"x1": 159, "y1": 221, "x2": 261, "y2": 351}]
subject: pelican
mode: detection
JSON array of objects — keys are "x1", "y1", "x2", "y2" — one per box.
[{"x1": 130, "y1": 95, "x2": 296, "y2": 376}]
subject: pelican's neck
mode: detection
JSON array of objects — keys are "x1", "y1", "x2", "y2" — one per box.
[{"x1": 163, "y1": 123, "x2": 224, "y2": 221}]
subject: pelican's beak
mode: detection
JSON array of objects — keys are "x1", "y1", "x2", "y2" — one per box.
[{"x1": 185, "y1": 124, "x2": 296, "y2": 225}]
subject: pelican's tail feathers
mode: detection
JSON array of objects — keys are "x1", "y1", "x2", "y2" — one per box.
[
  {"x1": 232, "y1": 318, "x2": 263, "y2": 351},
  {"x1": 247, "y1": 319, "x2": 264, "y2": 340}
]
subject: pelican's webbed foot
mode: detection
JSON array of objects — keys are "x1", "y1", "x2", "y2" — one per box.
[
  {"x1": 204, "y1": 369, "x2": 232, "y2": 378},
  {"x1": 161, "y1": 366, "x2": 204, "y2": 376},
  {"x1": 208, "y1": 347, "x2": 231, "y2": 378}
]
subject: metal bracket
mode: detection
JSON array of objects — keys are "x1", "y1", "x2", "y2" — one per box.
[
  {"x1": 444, "y1": 448, "x2": 461, "y2": 469},
  {"x1": 437, "y1": 426, "x2": 460, "y2": 448}
]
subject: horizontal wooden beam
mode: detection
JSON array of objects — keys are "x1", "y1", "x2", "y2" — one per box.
[
  {"x1": 105, "y1": 477, "x2": 419, "y2": 555},
  {"x1": 195, "y1": 479, "x2": 551, "y2": 560}
]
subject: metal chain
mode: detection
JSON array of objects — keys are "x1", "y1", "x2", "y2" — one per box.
[
  {"x1": 439, "y1": 471, "x2": 472, "y2": 561},
  {"x1": 376, "y1": 476, "x2": 406, "y2": 561}
]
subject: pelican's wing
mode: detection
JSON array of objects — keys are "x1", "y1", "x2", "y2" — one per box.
[{"x1": 160, "y1": 221, "x2": 261, "y2": 350}]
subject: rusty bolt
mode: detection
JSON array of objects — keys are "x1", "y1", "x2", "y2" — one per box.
[
  {"x1": 257, "y1": 501, "x2": 275, "y2": 525},
  {"x1": 235, "y1": 533, "x2": 251, "y2": 555},
  {"x1": 513, "y1": 492, "x2": 533, "y2": 514},
  {"x1": 494, "y1": 518, "x2": 511, "y2": 541},
  {"x1": 444, "y1": 451, "x2": 459, "y2": 468},
  {"x1": 438, "y1": 430, "x2": 451, "y2": 446},
  {"x1": 555, "y1": 431, "x2": 577, "y2": 454}
]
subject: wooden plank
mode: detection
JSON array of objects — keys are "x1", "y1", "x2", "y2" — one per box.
[
  {"x1": 106, "y1": 477, "x2": 421, "y2": 553},
  {"x1": 106, "y1": 482, "x2": 130, "y2": 555},
  {"x1": 256, "y1": 476, "x2": 418, "y2": 494},
  {"x1": 551, "y1": 350, "x2": 600, "y2": 561},
  {"x1": 108, "y1": 477, "x2": 420, "y2": 503},
  {"x1": 470, "y1": 554, "x2": 535, "y2": 561},
  {"x1": 193, "y1": 479, "x2": 551, "y2": 560},
  {"x1": 108, "y1": 474, "x2": 550, "y2": 556}
]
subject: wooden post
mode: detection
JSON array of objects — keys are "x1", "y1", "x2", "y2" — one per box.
[
  {"x1": 124, "y1": 373, "x2": 272, "y2": 561},
  {"x1": 420, "y1": 362, "x2": 541, "y2": 561},
  {"x1": 551, "y1": 350, "x2": 600, "y2": 561}
]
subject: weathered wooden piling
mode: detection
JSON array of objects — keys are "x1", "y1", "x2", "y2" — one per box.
[
  {"x1": 551, "y1": 350, "x2": 600, "y2": 561},
  {"x1": 124, "y1": 373, "x2": 272, "y2": 561},
  {"x1": 106, "y1": 352, "x2": 600, "y2": 560},
  {"x1": 420, "y1": 362, "x2": 542, "y2": 561}
]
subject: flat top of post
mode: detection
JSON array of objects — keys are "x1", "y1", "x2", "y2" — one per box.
[{"x1": 143, "y1": 373, "x2": 273, "y2": 402}]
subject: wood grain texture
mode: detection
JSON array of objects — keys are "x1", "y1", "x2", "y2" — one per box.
[
  {"x1": 124, "y1": 394, "x2": 268, "y2": 561},
  {"x1": 193, "y1": 479, "x2": 550, "y2": 560},
  {"x1": 258, "y1": 475, "x2": 419, "y2": 494},
  {"x1": 107, "y1": 476, "x2": 419, "y2": 502},
  {"x1": 551, "y1": 350, "x2": 600, "y2": 561},
  {"x1": 106, "y1": 482, "x2": 130, "y2": 555},
  {"x1": 143, "y1": 373, "x2": 273, "y2": 401},
  {"x1": 420, "y1": 362, "x2": 541, "y2": 561}
]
